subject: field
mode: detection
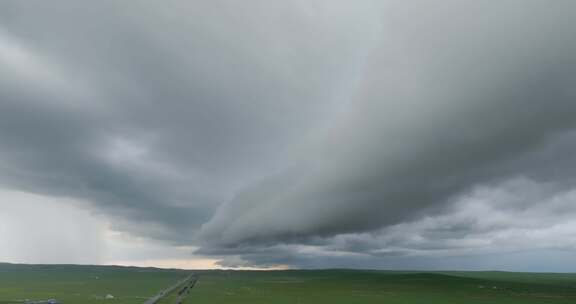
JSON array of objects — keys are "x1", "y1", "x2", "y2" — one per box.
[
  {"x1": 0, "y1": 263, "x2": 187, "y2": 304},
  {"x1": 193, "y1": 270, "x2": 576, "y2": 304},
  {"x1": 2, "y1": 263, "x2": 576, "y2": 303}
]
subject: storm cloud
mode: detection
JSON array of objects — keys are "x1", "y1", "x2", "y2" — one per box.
[{"x1": 1, "y1": 0, "x2": 576, "y2": 269}]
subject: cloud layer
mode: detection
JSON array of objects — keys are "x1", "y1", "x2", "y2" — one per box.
[{"x1": 1, "y1": 0, "x2": 576, "y2": 269}]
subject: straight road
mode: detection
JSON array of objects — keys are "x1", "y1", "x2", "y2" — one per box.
[
  {"x1": 144, "y1": 274, "x2": 194, "y2": 304},
  {"x1": 174, "y1": 276, "x2": 198, "y2": 304}
]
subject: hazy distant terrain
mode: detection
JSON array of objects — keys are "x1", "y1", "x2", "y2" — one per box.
[{"x1": 1, "y1": 264, "x2": 576, "y2": 303}]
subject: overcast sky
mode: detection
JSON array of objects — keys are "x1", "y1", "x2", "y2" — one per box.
[{"x1": 1, "y1": 0, "x2": 576, "y2": 271}]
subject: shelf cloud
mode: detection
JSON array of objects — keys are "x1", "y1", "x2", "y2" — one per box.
[{"x1": 1, "y1": 0, "x2": 576, "y2": 269}]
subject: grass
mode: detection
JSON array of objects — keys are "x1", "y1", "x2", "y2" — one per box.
[
  {"x1": 1, "y1": 263, "x2": 576, "y2": 303},
  {"x1": 0, "y1": 263, "x2": 187, "y2": 304},
  {"x1": 190, "y1": 270, "x2": 576, "y2": 304}
]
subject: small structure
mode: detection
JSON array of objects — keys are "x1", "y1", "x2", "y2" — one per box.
[{"x1": 105, "y1": 294, "x2": 115, "y2": 299}]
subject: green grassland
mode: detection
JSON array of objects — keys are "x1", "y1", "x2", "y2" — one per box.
[
  {"x1": 0, "y1": 263, "x2": 187, "y2": 304},
  {"x1": 1, "y1": 263, "x2": 576, "y2": 303},
  {"x1": 190, "y1": 270, "x2": 576, "y2": 304}
]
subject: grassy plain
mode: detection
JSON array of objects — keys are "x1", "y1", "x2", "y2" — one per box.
[
  {"x1": 190, "y1": 270, "x2": 576, "y2": 304},
  {"x1": 1, "y1": 263, "x2": 576, "y2": 303},
  {"x1": 0, "y1": 263, "x2": 187, "y2": 304}
]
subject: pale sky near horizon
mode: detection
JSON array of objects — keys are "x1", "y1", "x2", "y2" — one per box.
[{"x1": 1, "y1": 0, "x2": 576, "y2": 272}]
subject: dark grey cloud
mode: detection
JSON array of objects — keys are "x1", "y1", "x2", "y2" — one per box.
[
  {"x1": 199, "y1": 0, "x2": 576, "y2": 246},
  {"x1": 1, "y1": 0, "x2": 576, "y2": 269},
  {"x1": 205, "y1": 177, "x2": 576, "y2": 270},
  {"x1": 0, "y1": 0, "x2": 379, "y2": 245}
]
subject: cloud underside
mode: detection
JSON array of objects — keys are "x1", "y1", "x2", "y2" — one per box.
[{"x1": 1, "y1": 0, "x2": 576, "y2": 267}]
